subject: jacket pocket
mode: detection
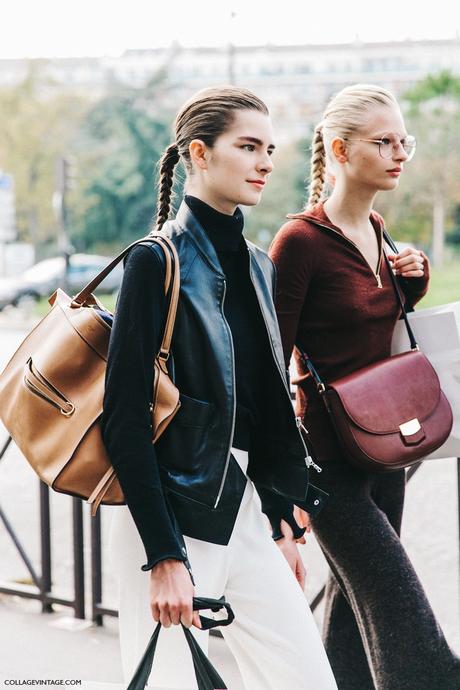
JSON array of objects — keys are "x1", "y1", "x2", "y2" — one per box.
[
  {"x1": 156, "y1": 394, "x2": 216, "y2": 478},
  {"x1": 173, "y1": 394, "x2": 215, "y2": 428}
]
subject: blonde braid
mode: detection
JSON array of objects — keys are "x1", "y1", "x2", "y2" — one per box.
[
  {"x1": 306, "y1": 125, "x2": 326, "y2": 210},
  {"x1": 154, "y1": 143, "x2": 180, "y2": 232}
]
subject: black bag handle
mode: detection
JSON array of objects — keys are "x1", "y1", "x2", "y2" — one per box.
[
  {"x1": 126, "y1": 596, "x2": 233, "y2": 690},
  {"x1": 382, "y1": 232, "x2": 418, "y2": 350},
  {"x1": 297, "y1": 229, "x2": 419, "y2": 393},
  {"x1": 382, "y1": 228, "x2": 416, "y2": 314}
]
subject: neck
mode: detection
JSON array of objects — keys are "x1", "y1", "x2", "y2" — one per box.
[
  {"x1": 185, "y1": 183, "x2": 237, "y2": 216},
  {"x1": 324, "y1": 180, "x2": 377, "y2": 229}
]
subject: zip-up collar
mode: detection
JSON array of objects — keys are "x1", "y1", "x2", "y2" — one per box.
[
  {"x1": 288, "y1": 200, "x2": 384, "y2": 236},
  {"x1": 289, "y1": 202, "x2": 385, "y2": 287}
]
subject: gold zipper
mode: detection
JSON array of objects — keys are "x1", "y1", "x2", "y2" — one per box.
[{"x1": 307, "y1": 219, "x2": 384, "y2": 288}]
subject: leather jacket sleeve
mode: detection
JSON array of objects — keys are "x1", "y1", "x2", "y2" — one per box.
[
  {"x1": 256, "y1": 483, "x2": 329, "y2": 540},
  {"x1": 255, "y1": 485, "x2": 306, "y2": 540},
  {"x1": 100, "y1": 244, "x2": 188, "y2": 573}
]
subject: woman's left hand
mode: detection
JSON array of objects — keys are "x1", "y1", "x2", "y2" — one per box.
[
  {"x1": 276, "y1": 519, "x2": 307, "y2": 590},
  {"x1": 387, "y1": 247, "x2": 427, "y2": 278}
]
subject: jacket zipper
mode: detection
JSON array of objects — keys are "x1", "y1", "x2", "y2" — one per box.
[
  {"x1": 213, "y1": 277, "x2": 237, "y2": 509},
  {"x1": 248, "y1": 260, "x2": 322, "y2": 473},
  {"x1": 308, "y1": 219, "x2": 384, "y2": 289},
  {"x1": 295, "y1": 417, "x2": 322, "y2": 472}
]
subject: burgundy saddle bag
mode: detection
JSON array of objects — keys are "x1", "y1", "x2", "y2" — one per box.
[{"x1": 298, "y1": 234, "x2": 453, "y2": 472}]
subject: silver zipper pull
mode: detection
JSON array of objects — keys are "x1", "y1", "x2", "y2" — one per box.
[
  {"x1": 296, "y1": 418, "x2": 322, "y2": 472},
  {"x1": 306, "y1": 455, "x2": 322, "y2": 473}
]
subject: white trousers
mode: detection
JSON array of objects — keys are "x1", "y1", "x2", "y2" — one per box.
[{"x1": 108, "y1": 448, "x2": 337, "y2": 690}]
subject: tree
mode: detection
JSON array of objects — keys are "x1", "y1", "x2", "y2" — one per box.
[
  {"x1": 70, "y1": 78, "x2": 177, "y2": 253},
  {"x1": 376, "y1": 71, "x2": 460, "y2": 264},
  {"x1": 0, "y1": 66, "x2": 88, "y2": 254}
]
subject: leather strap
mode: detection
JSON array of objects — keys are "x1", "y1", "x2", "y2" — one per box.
[
  {"x1": 382, "y1": 237, "x2": 418, "y2": 350},
  {"x1": 297, "y1": 229, "x2": 419, "y2": 392},
  {"x1": 88, "y1": 467, "x2": 119, "y2": 516},
  {"x1": 126, "y1": 597, "x2": 233, "y2": 690},
  {"x1": 83, "y1": 234, "x2": 181, "y2": 513},
  {"x1": 71, "y1": 235, "x2": 159, "y2": 305},
  {"x1": 146, "y1": 234, "x2": 181, "y2": 361}
]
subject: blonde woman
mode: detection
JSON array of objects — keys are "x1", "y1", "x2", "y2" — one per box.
[
  {"x1": 101, "y1": 86, "x2": 337, "y2": 690},
  {"x1": 270, "y1": 84, "x2": 460, "y2": 690}
]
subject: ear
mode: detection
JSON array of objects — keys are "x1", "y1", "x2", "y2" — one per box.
[
  {"x1": 189, "y1": 139, "x2": 209, "y2": 170},
  {"x1": 331, "y1": 137, "x2": 348, "y2": 164}
]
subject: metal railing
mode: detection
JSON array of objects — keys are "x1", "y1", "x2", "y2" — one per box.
[
  {"x1": 1, "y1": 432, "x2": 459, "y2": 624},
  {"x1": 0, "y1": 430, "x2": 118, "y2": 623}
]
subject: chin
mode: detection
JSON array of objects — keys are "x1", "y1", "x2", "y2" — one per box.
[
  {"x1": 379, "y1": 178, "x2": 400, "y2": 192},
  {"x1": 240, "y1": 192, "x2": 263, "y2": 207}
]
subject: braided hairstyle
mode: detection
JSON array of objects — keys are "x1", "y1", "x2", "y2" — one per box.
[
  {"x1": 308, "y1": 124, "x2": 326, "y2": 208},
  {"x1": 306, "y1": 83, "x2": 398, "y2": 210},
  {"x1": 155, "y1": 143, "x2": 180, "y2": 232},
  {"x1": 154, "y1": 86, "x2": 269, "y2": 231}
]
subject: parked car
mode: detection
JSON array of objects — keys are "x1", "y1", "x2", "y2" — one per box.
[{"x1": 0, "y1": 253, "x2": 122, "y2": 311}]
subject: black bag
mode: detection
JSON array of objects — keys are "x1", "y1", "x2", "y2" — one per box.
[{"x1": 127, "y1": 597, "x2": 234, "y2": 690}]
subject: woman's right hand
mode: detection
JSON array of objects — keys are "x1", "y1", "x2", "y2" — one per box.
[
  {"x1": 294, "y1": 505, "x2": 312, "y2": 535},
  {"x1": 150, "y1": 559, "x2": 201, "y2": 629}
]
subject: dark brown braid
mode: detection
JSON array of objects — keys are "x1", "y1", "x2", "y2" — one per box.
[{"x1": 154, "y1": 143, "x2": 180, "y2": 232}]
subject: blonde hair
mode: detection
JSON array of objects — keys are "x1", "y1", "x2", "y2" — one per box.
[
  {"x1": 154, "y1": 86, "x2": 269, "y2": 231},
  {"x1": 306, "y1": 84, "x2": 398, "y2": 209}
]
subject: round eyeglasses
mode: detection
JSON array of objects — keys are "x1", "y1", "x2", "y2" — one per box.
[{"x1": 343, "y1": 133, "x2": 417, "y2": 161}]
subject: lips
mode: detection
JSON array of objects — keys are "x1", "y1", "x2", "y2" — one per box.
[
  {"x1": 247, "y1": 180, "x2": 265, "y2": 187},
  {"x1": 386, "y1": 167, "x2": 402, "y2": 174}
]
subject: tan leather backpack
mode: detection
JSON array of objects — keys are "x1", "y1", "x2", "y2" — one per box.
[{"x1": 0, "y1": 234, "x2": 180, "y2": 515}]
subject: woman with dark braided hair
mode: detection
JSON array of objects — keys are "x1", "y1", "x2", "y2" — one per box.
[
  {"x1": 270, "y1": 83, "x2": 460, "y2": 690},
  {"x1": 101, "y1": 86, "x2": 337, "y2": 689}
]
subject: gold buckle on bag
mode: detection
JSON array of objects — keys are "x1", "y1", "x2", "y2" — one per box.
[{"x1": 399, "y1": 418, "x2": 421, "y2": 437}]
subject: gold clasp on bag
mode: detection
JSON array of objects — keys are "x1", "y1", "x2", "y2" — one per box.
[
  {"x1": 60, "y1": 403, "x2": 75, "y2": 417},
  {"x1": 399, "y1": 418, "x2": 421, "y2": 437}
]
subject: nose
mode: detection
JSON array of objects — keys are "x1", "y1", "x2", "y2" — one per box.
[
  {"x1": 394, "y1": 140, "x2": 408, "y2": 162},
  {"x1": 257, "y1": 152, "x2": 274, "y2": 174}
]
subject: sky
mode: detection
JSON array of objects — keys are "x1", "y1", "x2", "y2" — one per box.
[{"x1": 1, "y1": 0, "x2": 460, "y2": 59}]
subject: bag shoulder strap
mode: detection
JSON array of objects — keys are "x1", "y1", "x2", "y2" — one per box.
[
  {"x1": 297, "y1": 228, "x2": 419, "y2": 392},
  {"x1": 383, "y1": 228, "x2": 415, "y2": 313},
  {"x1": 86, "y1": 235, "x2": 181, "y2": 517},
  {"x1": 71, "y1": 233, "x2": 171, "y2": 305},
  {"x1": 71, "y1": 234, "x2": 180, "y2": 361},
  {"x1": 139, "y1": 234, "x2": 180, "y2": 362},
  {"x1": 382, "y1": 247, "x2": 418, "y2": 350}
]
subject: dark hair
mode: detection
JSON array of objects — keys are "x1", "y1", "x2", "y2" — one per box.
[{"x1": 154, "y1": 86, "x2": 269, "y2": 231}]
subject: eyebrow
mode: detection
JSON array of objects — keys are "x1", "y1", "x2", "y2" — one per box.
[
  {"x1": 237, "y1": 136, "x2": 276, "y2": 151},
  {"x1": 368, "y1": 132, "x2": 408, "y2": 139}
]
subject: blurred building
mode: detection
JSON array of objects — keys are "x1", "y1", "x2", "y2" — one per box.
[{"x1": 1, "y1": 38, "x2": 460, "y2": 140}]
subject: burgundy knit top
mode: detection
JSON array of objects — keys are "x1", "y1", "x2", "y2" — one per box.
[{"x1": 269, "y1": 202, "x2": 430, "y2": 461}]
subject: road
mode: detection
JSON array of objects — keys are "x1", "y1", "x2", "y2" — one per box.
[{"x1": 0, "y1": 316, "x2": 458, "y2": 685}]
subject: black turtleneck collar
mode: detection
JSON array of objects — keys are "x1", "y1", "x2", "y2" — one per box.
[{"x1": 184, "y1": 195, "x2": 244, "y2": 252}]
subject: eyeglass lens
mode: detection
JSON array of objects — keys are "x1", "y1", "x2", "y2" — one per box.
[{"x1": 379, "y1": 134, "x2": 416, "y2": 160}]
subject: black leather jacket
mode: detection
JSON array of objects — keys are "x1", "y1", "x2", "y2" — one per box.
[{"x1": 153, "y1": 202, "x2": 324, "y2": 526}]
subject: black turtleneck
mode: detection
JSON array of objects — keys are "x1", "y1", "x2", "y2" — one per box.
[
  {"x1": 101, "y1": 196, "x2": 303, "y2": 574},
  {"x1": 184, "y1": 195, "x2": 268, "y2": 449},
  {"x1": 184, "y1": 195, "x2": 244, "y2": 251}
]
